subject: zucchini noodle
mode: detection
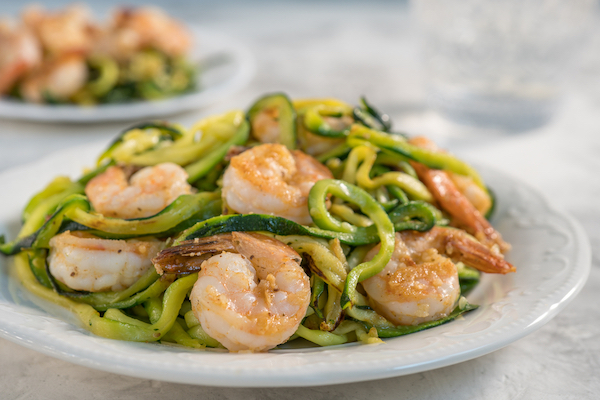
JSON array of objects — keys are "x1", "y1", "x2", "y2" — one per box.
[{"x1": 0, "y1": 93, "x2": 513, "y2": 352}]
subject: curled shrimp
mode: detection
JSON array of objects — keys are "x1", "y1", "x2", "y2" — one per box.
[
  {"x1": 251, "y1": 107, "x2": 282, "y2": 144},
  {"x1": 154, "y1": 232, "x2": 311, "y2": 352},
  {"x1": 22, "y1": 4, "x2": 94, "y2": 56},
  {"x1": 409, "y1": 136, "x2": 509, "y2": 253},
  {"x1": 222, "y1": 143, "x2": 332, "y2": 225},
  {"x1": 362, "y1": 227, "x2": 514, "y2": 326},
  {"x1": 250, "y1": 106, "x2": 349, "y2": 156},
  {"x1": 298, "y1": 115, "x2": 353, "y2": 157},
  {"x1": 48, "y1": 231, "x2": 164, "y2": 292},
  {"x1": 20, "y1": 53, "x2": 88, "y2": 103},
  {"x1": 0, "y1": 23, "x2": 41, "y2": 94},
  {"x1": 85, "y1": 162, "x2": 193, "y2": 219},
  {"x1": 295, "y1": 99, "x2": 354, "y2": 156},
  {"x1": 96, "y1": 7, "x2": 191, "y2": 60}
]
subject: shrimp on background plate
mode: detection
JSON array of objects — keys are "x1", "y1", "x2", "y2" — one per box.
[
  {"x1": 19, "y1": 53, "x2": 88, "y2": 103},
  {"x1": 22, "y1": 4, "x2": 94, "y2": 56},
  {"x1": 94, "y1": 7, "x2": 191, "y2": 61},
  {"x1": 0, "y1": 23, "x2": 41, "y2": 94}
]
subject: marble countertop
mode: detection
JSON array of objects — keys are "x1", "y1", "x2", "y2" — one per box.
[{"x1": 0, "y1": 1, "x2": 599, "y2": 399}]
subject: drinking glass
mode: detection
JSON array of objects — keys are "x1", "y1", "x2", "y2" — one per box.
[{"x1": 412, "y1": 0, "x2": 596, "y2": 131}]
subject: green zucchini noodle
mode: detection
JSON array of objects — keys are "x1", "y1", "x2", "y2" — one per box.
[{"x1": 0, "y1": 93, "x2": 515, "y2": 352}]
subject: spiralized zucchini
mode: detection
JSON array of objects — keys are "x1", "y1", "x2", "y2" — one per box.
[{"x1": 0, "y1": 93, "x2": 499, "y2": 351}]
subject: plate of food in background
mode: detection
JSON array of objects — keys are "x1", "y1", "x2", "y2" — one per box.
[{"x1": 0, "y1": 4, "x2": 255, "y2": 122}]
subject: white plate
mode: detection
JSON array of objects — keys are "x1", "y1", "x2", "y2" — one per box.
[
  {"x1": 0, "y1": 27, "x2": 256, "y2": 122},
  {"x1": 0, "y1": 142, "x2": 591, "y2": 387}
]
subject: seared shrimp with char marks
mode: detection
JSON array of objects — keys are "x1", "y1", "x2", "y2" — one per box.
[
  {"x1": 48, "y1": 231, "x2": 164, "y2": 292},
  {"x1": 222, "y1": 143, "x2": 332, "y2": 225},
  {"x1": 362, "y1": 227, "x2": 514, "y2": 326},
  {"x1": 154, "y1": 232, "x2": 311, "y2": 352},
  {"x1": 85, "y1": 162, "x2": 192, "y2": 219}
]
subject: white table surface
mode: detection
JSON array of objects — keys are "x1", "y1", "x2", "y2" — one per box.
[{"x1": 1, "y1": 1, "x2": 599, "y2": 399}]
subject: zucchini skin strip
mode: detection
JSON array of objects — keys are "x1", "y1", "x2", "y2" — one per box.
[
  {"x1": 27, "y1": 249, "x2": 52, "y2": 288},
  {"x1": 348, "y1": 125, "x2": 486, "y2": 190},
  {"x1": 303, "y1": 104, "x2": 353, "y2": 138},
  {"x1": 388, "y1": 201, "x2": 436, "y2": 232},
  {"x1": 97, "y1": 121, "x2": 185, "y2": 166},
  {"x1": 307, "y1": 179, "x2": 395, "y2": 309},
  {"x1": 54, "y1": 271, "x2": 174, "y2": 312},
  {"x1": 174, "y1": 213, "x2": 377, "y2": 246},
  {"x1": 0, "y1": 191, "x2": 220, "y2": 255},
  {"x1": 13, "y1": 252, "x2": 196, "y2": 342},
  {"x1": 185, "y1": 120, "x2": 249, "y2": 183},
  {"x1": 310, "y1": 275, "x2": 326, "y2": 319},
  {"x1": 128, "y1": 111, "x2": 244, "y2": 167},
  {"x1": 173, "y1": 200, "x2": 435, "y2": 248},
  {"x1": 22, "y1": 177, "x2": 84, "y2": 223},
  {"x1": 357, "y1": 96, "x2": 392, "y2": 132}
]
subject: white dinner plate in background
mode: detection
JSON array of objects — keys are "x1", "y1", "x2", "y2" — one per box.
[{"x1": 0, "y1": 27, "x2": 256, "y2": 123}]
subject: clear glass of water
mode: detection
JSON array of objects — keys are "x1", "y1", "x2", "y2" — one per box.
[{"x1": 412, "y1": 0, "x2": 596, "y2": 131}]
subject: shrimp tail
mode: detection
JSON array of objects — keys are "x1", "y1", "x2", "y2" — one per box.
[
  {"x1": 444, "y1": 233, "x2": 515, "y2": 274},
  {"x1": 412, "y1": 162, "x2": 511, "y2": 254},
  {"x1": 0, "y1": 59, "x2": 28, "y2": 94},
  {"x1": 399, "y1": 227, "x2": 515, "y2": 274},
  {"x1": 152, "y1": 234, "x2": 236, "y2": 274}
]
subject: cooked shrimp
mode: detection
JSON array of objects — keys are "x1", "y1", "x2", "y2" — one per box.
[
  {"x1": 362, "y1": 227, "x2": 514, "y2": 326},
  {"x1": 363, "y1": 232, "x2": 460, "y2": 326},
  {"x1": 251, "y1": 107, "x2": 281, "y2": 144},
  {"x1": 446, "y1": 172, "x2": 492, "y2": 216},
  {"x1": 95, "y1": 7, "x2": 191, "y2": 60},
  {"x1": 250, "y1": 106, "x2": 349, "y2": 156},
  {"x1": 155, "y1": 232, "x2": 310, "y2": 352},
  {"x1": 397, "y1": 226, "x2": 515, "y2": 274},
  {"x1": 408, "y1": 136, "x2": 509, "y2": 253},
  {"x1": 0, "y1": 23, "x2": 41, "y2": 94},
  {"x1": 48, "y1": 231, "x2": 164, "y2": 292},
  {"x1": 20, "y1": 53, "x2": 88, "y2": 103},
  {"x1": 22, "y1": 4, "x2": 94, "y2": 56},
  {"x1": 297, "y1": 115, "x2": 352, "y2": 157},
  {"x1": 85, "y1": 162, "x2": 193, "y2": 219},
  {"x1": 222, "y1": 143, "x2": 332, "y2": 225},
  {"x1": 412, "y1": 163, "x2": 510, "y2": 253}
]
